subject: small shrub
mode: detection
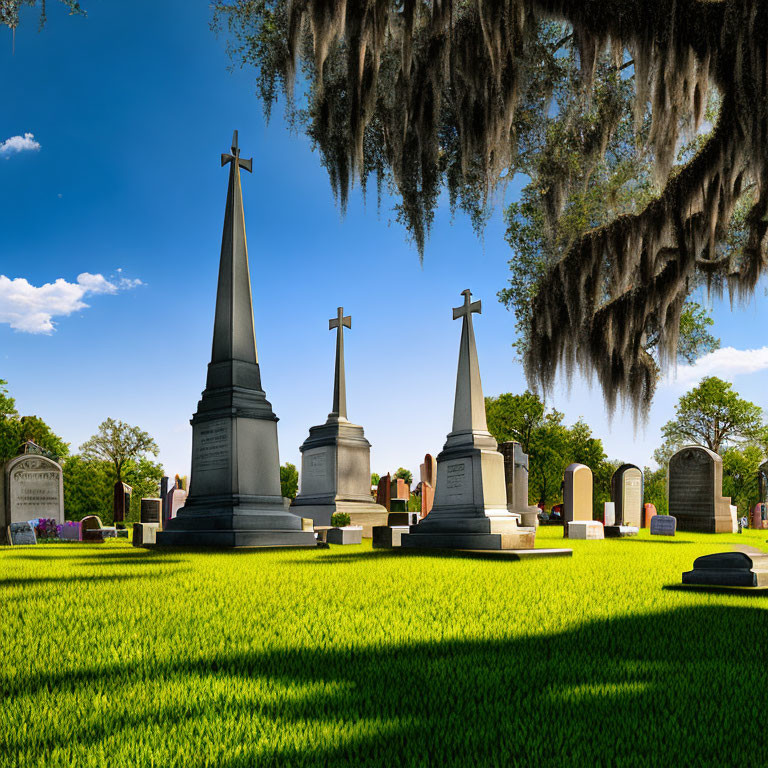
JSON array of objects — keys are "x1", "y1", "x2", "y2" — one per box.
[{"x1": 330, "y1": 512, "x2": 351, "y2": 527}]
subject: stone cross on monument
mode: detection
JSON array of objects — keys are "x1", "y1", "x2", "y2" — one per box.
[
  {"x1": 221, "y1": 129, "x2": 253, "y2": 173},
  {"x1": 451, "y1": 289, "x2": 488, "y2": 436},
  {"x1": 328, "y1": 306, "x2": 351, "y2": 422}
]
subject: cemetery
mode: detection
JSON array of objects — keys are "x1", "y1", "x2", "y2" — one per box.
[{"x1": 4, "y1": 1, "x2": 768, "y2": 766}]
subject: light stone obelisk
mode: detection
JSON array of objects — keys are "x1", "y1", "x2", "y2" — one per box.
[
  {"x1": 290, "y1": 307, "x2": 388, "y2": 535},
  {"x1": 156, "y1": 131, "x2": 315, "y2": 548},
  {"x1": 401, "y1": 290, "x2": 535, "y2": 550}
]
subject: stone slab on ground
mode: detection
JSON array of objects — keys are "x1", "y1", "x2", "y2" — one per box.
[
  {"x1": 326, "y1": 526, "x2": 363, "y2": 545},
  {"x1": 372, "y1": 525, "x2": 410, "y2": 548},
  {"x1": 604, "y1": 525, "x2": 639, "y2": 538},
  {"x1": 400, "y1": 547, "x2": 573, "y2": 560},
  {"x1": 682, "y1": 551, "x2": 768, "y2": 588},
  {"x1": 567, "y1": 520, "x2": 604, "y2": 540}
]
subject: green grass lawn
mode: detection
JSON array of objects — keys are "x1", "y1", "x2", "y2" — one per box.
[{"x1": 3, "y1": 527, "x2": 768, "y2": 767}]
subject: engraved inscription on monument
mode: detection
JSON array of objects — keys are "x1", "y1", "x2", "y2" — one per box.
[
  {"x1": 308, "y1": 454, "x2": 327, "y2": 477},
  {"x1": 6, "y1": 456, "x2": 63, "y2": 525},
  {"x1": 193, "y1": 422, "x2": 231, "y2": 472},
  {"x1": 445, "y1": 461, "x2": 471, "y2": 502},
  {"x1": 669, "y1": 448, "x2": 714, "y2": 517}
]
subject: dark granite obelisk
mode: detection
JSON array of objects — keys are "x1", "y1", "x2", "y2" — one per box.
[{"x1": 156, "y1": 132, "x2": 315, "y2": 548}]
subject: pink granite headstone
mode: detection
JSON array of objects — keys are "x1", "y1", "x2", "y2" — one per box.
[{"x1": 643, "y1": 503, "x2": 657, "y2": 529}]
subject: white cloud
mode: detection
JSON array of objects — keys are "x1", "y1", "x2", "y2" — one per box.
[
  {"x1": 665, "y1": 346, "x2": 768, "y2": 388},
  {"x1": 0, "y1": 132, "x2": 41, "y2": 156},
  {"x1": 0, "y1": 271, "x2": 142, "y2": 334}
]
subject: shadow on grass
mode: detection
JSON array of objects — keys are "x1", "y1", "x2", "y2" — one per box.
[
  {"x1": 0, "y1": 573, "x2": 165, "y2": 589},
  {"x1": 285, "y1": 548, "x2": 573, "y2": 566},
  {"x1": 622, "y1": 539, "x2": 695, "y2": 545},
  {"x1": 4, "y1": 604, "x2": 768, "y2": 766}
]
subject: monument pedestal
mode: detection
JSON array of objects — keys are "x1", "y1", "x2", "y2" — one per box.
[{"x1": 290, "y1": 419, "x2": 388, "y2": 536}]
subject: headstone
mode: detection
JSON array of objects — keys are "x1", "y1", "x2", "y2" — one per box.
[
  {"x1": 160, "y1": 476, "x2": 170, "y2": 526},
  {"x1": 563, "y1": 464, "x2": 593, "y2": 535},
  {"x1": 419, "y1": 454, "x2": 437, "y2": 518},
  {"x1": 602, "y1": 502, "x2": 616, "y2": 527},
  {"x1": 376, "y1": 473, "x2": 391, "y2": 511},
  {"x1": 387, "y1": 511, "x2": 419, "y2": 526},
  {"x1": 730, "y1": 504, "x2": 739, "y2": 534},
  {"x1": 80, "y1": 515, "x2": 105, "y2": 543},
  {"x1": 682, "y1": 551, "x2": 768, "y2": 587},
  {"x1": 2, "y1": 455, "x2": 64, "y2": 531},
  {"x1": 291, "y1": 307, "x2": 388, "y2": 537},
  {"x1": 326, "y1": 525, "x2": 363, "y2": 545},
  {"x1": 668, "y1": 446, "x2": 732, "y2": 533},
  {"x1": 156, "y1": 132, "x2": 315, "y2": 548},
  {"x1": 401, "y1": 290, "x2": 537, "y2": 552},
  {"x1": 752, "y1": 503, "x2": 763, "y2": 530},
  {"x1": 643, "y1": 502, "x2": 657, "y2": 529},
  {"x1": 567, "y1": 520, "x2": 604, "y2": 540},
  {"x1": 610, "y1": 464, "x2": 643, "y2": 526},
  {"x1": 132, "y1": 522, "x2": 159, "y2": 546},
  {"x1": 390, "y1": 477, "x2": 410, "y2": 501},
  {"x1": 59, "y1": 521, "x2": 82, "y2": 541},
  {"x1": 140, "y1": 498, "x2": 162, "y2": 524},
  {"x1": 372, "y1": 525, "x2": 410, "y2": 548},
  {"x1": 113, "y1": 481, "x2": 132, "y2": 524},
  {"x1": 8, "y1": 521, "x2": 37, "y2": 546},
  {"x1": 498, "y1": 441, "x2": 540, "y2": 527},
  {"x1": 168, "y1": 488, "x2": 188, "y2": 521},
  {"x1": 650, "y1": 515, "x2": 677, "y2": 536}
]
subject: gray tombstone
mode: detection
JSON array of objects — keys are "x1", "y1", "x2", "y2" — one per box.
[
  {"x1": 668, "y1": 446, "x2": 732, "y2": 533},
  {"x1": 8, "y1": 520, "x2": 37, "y2": 545},
  {"x1": 498, "y1": 441, "x2": 541, "y2": 527},
  {"x1": 650, "y1": 515, "x2": 677, "y2": 536},
  {"x1": 140, "y1": 498, "x2": 162, "y2": 524},
  {"x1": 291, "y1": 306, "x2": 387, "y2": 537},
  {"x1": 610, "y1": 464, "x2": 643, "y2": 526},
  {"x1": 156, "y1": 132, "x2": 314, "y2": 548},
  {"x1": 2, "y1": 455, "x2": 64, "y2": 531}
]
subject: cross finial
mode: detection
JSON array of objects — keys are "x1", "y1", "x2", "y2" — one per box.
[
  {"x1": 453, "y1": 289, "x2": 481, "y2": 321},
  {"x1": 221, "y1": 129, "x2": 253, "y2": 173},
  {"x1": 328, "y1": 306, "x2": 352, "y2": 421},
  {"x1": 329, "y1": 306, "x2": 352, "y2": 332}
]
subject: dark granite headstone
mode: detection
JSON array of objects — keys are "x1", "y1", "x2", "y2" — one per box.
[
  {"x1": 140, "y1": 498, "x2": 161, "y2": 524},
  {"x1": 668, "y1": 446, "x2": 732, "y2": 533},
  {"x1": 376, "y1": 473, "x2": 391, "y2": 511},
  {"x1": 682, "y1": 551, "x2": 768, "y2": 587},
  {"x1": 8, "y1": 521, "x2": 37, "y2": 545},
  {"x1": 113, "y1": 481, "x2": 132, "y2": 524},
  {"x1": 611, "y1": 464, "x2": 643, "y2": 526},
  {"x1": 650, "y1": 515, "x2": 677, "y2": 536}
]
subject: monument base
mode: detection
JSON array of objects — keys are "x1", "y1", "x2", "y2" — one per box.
[
  {"x1": 604, "y1": 525, "x2": 639, "y2": 538},
  {"x1": 675, "y1": 514, "x2": 733, "y2": 533},
  {"x1": 290, "y1": 500, "x2": 388, "y2": 537},
  {"x1": 682, "y1": 552, "x2": 768, "y2": 587},
  {"x1": 401, "y1": 525, "x2": 535, "y2": 551},
  {"x1": 155, "y1": 498, "x2": 316, "y2": 548}
]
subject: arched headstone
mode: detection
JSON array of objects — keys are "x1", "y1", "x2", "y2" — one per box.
[
  {"x1": 611, "y1": 464, "x2": 643, "y2": 527},
  {"x1": 668, "y1": 446, "x2": 731, "y2": 533},
  {"x1": 563, "y1": 464, "x2": 593, "y2": 525},
  {"x1": 2, "y1": 455, "x2": 63, "y2": 530}
]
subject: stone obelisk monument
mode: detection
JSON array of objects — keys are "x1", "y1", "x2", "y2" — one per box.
[
  {"x1": 290, "y1": 307, "x2": 387, "y2": 535},
  {"x1": 401, "y1": 290, "x2": 534, "y2": 550},
  {"x1": 156, "y1": 132, "x2": 315, "y2": 548}
]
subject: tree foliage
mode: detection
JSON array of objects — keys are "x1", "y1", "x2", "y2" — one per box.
[
  {"x1": 63, "y1": 455, "x2": 164, "y2": 524},
  {"x1": 394, "y1": 467, "x2": 413, "y2": 485},
  {"x1": 485, "y1": 390, "x2": 613, "y2": 514},
  {"x1": 79, "y1": 418, "x2": 159, "y2": 483},
  {"x1": 280, "y1": 462, "x2": 299, "y2": 499},
  {"x1": 660, "y1": 377, "x2": 767, "y2": 455},
  {"x1": 0, "y1": 0, "x2": 85, "y2": 30},
  {"x1": 214, "y1": 0, "x2": 768, "y2": 417}
]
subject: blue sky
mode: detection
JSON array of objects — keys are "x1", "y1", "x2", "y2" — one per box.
[{"x1": 2, "y1": 1, "x2": 768, "y2": 484}]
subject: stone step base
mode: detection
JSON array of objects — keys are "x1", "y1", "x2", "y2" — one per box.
[
  {"x1": 400, "y1": 529, "x2": 535, "y2": 550},
  {"x1": 154, "y1": 529, "x2": 317, "y2": 548}
]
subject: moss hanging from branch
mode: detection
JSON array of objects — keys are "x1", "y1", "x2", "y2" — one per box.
[{"x1": 215, "y1": 0, "x2": 768, "y2": 418}]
